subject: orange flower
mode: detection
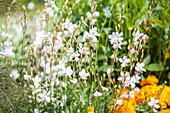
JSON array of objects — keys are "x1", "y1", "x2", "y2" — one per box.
[
  {"x1": 114, "y1": 100, "x2": 136, "y2": 113},
  {"x1": 140, "y1": 75, "x2": 158, "y2": 86},
  {"x1": 134, "y1": 85, "x2": 159, "y2": 104},
  {"x1": 159, "y1": 109, "x2": 170, "y2": 113},
  {"x1": 108, "y1": 100, "x2": 136, "y2": 113},
  {"x1": 158, "y1": 85, "x2": 170, "y2": 108},
  {"x1": 88, "y1": 106, "x2": 94, "y2": 113}
]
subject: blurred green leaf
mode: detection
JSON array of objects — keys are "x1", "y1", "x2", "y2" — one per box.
[
  {"x1": 103, "y1": 28, "x2": 112, "y2": 34},
  {"x1": 143, "y1": 55, "x2": 151, "y2": 65},
  {"x1": 97, "y1": 65, "x2": 109, "y2": 72},
  {"x1": 144, "y1": 63, "x2": 164, "y2": 71},
  {"x1": 164, "y1": 12, "x2": 170, "y2": 23},
  {"x1": 153, "y1": 18, "x2": 165, "y2": 28},
  {"x1": 97, "y1": 55, "x2": 107, "y2": 61}
]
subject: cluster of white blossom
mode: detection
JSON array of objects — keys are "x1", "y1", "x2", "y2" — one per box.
[{"x1": 0, "y1": 31, "x2": 15, "y2": 57}]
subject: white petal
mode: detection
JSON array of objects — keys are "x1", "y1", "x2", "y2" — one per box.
[{"x1": 148, "y1": 102, "x2": 154, "y2": 106}]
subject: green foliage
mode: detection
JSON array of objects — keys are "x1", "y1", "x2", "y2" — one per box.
[
  {"x1": 144, "y1": 63, "x2": 165, "y2": 71},
  {"x1": 0, "y1": 63, "x2": 26, "y2": 113}
]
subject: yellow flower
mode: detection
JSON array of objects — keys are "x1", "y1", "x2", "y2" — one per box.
[
  {"x1": 88, "y1": 106, "x2": 94, "y2": 113},
  {"x1": 159, "y1": 85, "x2": 170, "y2": 108},
  {"x1": 114, "y1": 100, "x2": 136, "y2": 113},
  {"x1": 134, "y1": 84, "x2": 159, "y2": 104},
  {"x1": 140, "y1": 75, "x2": 158, "y2": 86},
  {"x1": 159, "y1": 109, "x2": 170, "y2": 113}
]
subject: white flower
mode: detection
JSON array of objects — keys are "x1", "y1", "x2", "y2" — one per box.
[
  {"x1": 70, "y1": 78, "x2": 77, "y2": 84},
  {"x1": 129, "y1": 91, "x2": 134, "y2": 98},
  {"x1": 132, "y1": 30, "x2": 143, "y2": 42},
  {"x1": 134, "y1": 87, "x2": 140, "y2": 93},
  {"x1": 93, "y1": 91, "x2": 102, "y2": 97},
  {"x1": 94, "y1": 11, "x2": 100, "y2": 17},
  {"x1": 66, "y1": 66, "x2": 73, "y2": 78},
  {"x1": 61, "y1": 82, "x2": 67, "y2": 89},
  {"x1": 63, "y1": 18, "x2": 77, "y2": 34},
  {"x1": 56, "y1": 78, "x2": 60, "y2": 86},
  {"x1": 86, "y1": 11, "x2": 100, "y2": 19},
  {"x1": 120, "y1": 91, "x2": 129, "y2": 98},
  {"x1": 43, "y1": 7, "x2": 54, "y2": 17},
  {"x1": 1, "y1": 32, "x2": 13, "y2": 39},
  {"x1": 130, "y1": 48, "x2": 136, "y2": 54},
  {"x1": 34, "y1": 109, "x2": 39, "y2": 113},
  {"x1": 10, "y1": 69, "x2": 20, "y2": 79},
  {"x1": 108, "y1": 32, "x2": 123, "y2": 50},
  {"x1": 24, "y1": 74, "x2": 31, "y2": 80},
  {"x1": 107, "y1": 68, "x2": 114, "y2": 76},
  {"x1": 129, "y1": 74, "x2": 141, "y2": 89},
  {"x1": 50, "y1": 1, "x2": 59, "y2": 11},
  {"x1": 79, "y1": 69, "x2": 89, "y2": 80},
  {"x1": 89, "y1": 27, "x2": 99, "y2": 42},
  {"x1": 119, "y1": 56, "x2": 130, "y2": 67},
  {"x1": 60, "y1": 101, "x2": 64, "y2": 108},
  {"x1": 116, "y1": 99, "x2": 123, "y2": 105},
  {"x1": 148, "y1": 97, "x2": 160, "y2": 112},
  {"x1": 135, "y1": 62, "x2": 146, "y2": 72},
  {"x1": 62, "y1": 94, "x2": 67, "y2": 102},
  {"x1": 32, "y1": 75, "x2": 41, "y2": 88},
  {"x1": 118, "y1": 71, "x2": 130, "y2": 82},
  {"x1": 82, "y1": 31, "x2": 90, "y2": 41},
  {"x1": 133, "y1": 74, "x2": 141, "y2": 83},
  {"x1": 86, "y1": 12, "x2": 91, "y2": 19},
  {"x1": 0, "y1": 46, "x2": 15, "y2": 57},
  {"x1": 140, "y1": 34, "x2": 147, "y2": 43},
  {"x1": 28, "y1": 2, "x2": 35, "y2": 10},
  {"x1": 91, "y1": 19, "x2": 97, "y2": 25},
  {"x1": 101, "y1": 85, "x2": 109, "y2": 91}
]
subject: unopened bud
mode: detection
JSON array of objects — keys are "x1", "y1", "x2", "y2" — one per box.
[
  {"x1": 122, "y1": 4, "x2": 125, "y2": 10},
  {"x1": 139, "y1": 44, "x2": 142, "y2": 49},
  {"x1": 114, "y1": 85, "x2": 117, "y2": 88},
  {"x1": 146, "y1": 36, "x2": 149, "y2": 40},
  {"x1": 81, "y1": 16, "x2": 84, "y2": 21},
  {"x1": 22, "y1": 5, "x2": 26, "y2": 10}
]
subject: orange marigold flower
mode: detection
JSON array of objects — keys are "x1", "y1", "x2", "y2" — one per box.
[
  {"x1": 159, "y1": 109, "x2": 170, "y2": 113},
  {"x1": 108, "y1": 100, "x2": 136, "y2": 113},
  {"x1": 140, "y1": 75, "x2": 158, "y2": 86},
  {"x1": 135, "y1": 85, "x2": 159, "y2": 103},
  {"x1": 88, "y1": 106, "x2": 94, "y2": 113},
  {"x1": 114, "y1": 100, "x2": 136, "y2": 113},
  {"x1": 158, "y1": 85, "x2": 170, "y2": 108}
]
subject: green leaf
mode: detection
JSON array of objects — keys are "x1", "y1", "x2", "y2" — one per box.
[
  {"x1": 144, "y1": 63, "x2": 164, "y2": 71},
  {"x1": 143, "y1": 55, "x2": 151, "y2": 65},
  {"x1": 97, "y1": 65, "x2": 109, "y2": 72},
  {"x1": 97, "y1": 55, "x2": 107, "y2": 61},
  {"x1": 165, "y1": 12, "x2": 170, "y2": 23},
  {"x1": 153, "y1": 18, "x2": 165, "y2": 28},
  {"x1": 103, "y1": 28, "x2": 112, "y2": 34}
]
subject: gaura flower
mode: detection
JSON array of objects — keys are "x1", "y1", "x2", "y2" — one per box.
[
  {"x1": 119, "y1": 56, "x2": 130, "y2": 67},
  {"x1": 93, "y1": 91, "x2": 102, "y2": 97},
  {"x1": 135, "y1": 62, "x2": 146, "y2": 72},
  {"x1": 148, "y1": 97, "x2": 160, "y2": 109}
]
